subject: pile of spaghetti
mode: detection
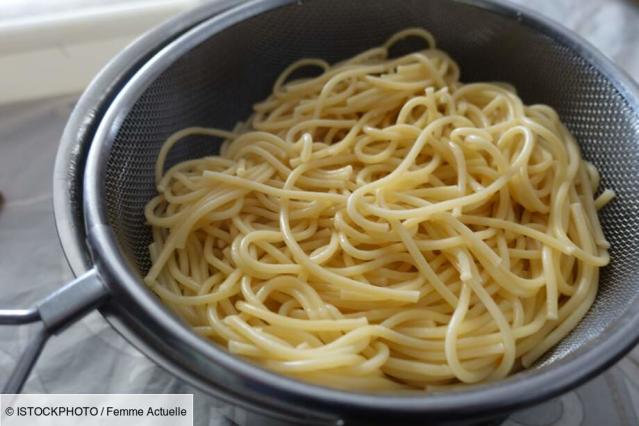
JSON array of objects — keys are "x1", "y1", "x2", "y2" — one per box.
[{"x1": 144, "y1": 28, "x2": 613, "y2": 391}]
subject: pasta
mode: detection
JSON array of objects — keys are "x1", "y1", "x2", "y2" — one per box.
[{"x1": 144, "y1": 28, "x2": 613, "y2": 391}]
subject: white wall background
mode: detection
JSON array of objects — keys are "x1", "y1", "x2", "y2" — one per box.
[{"x1": 0, "y1": 0, "x2": 204, "y2": 105}]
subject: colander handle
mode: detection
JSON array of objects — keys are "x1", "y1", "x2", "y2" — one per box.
[{"x1": 0, "y1": 268, "x2": 109, "y2": 393}]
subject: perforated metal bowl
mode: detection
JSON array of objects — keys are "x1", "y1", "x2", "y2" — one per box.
[{"x1": 3, "y1": 0, "x2": 638, "y2": 424}]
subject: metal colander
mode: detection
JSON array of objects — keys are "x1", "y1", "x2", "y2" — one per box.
[
  {"x1": 4, "y1": 0, "x2": 636, "y2": 424},
  {"x1": 100, "y1": 0, "x2": 639, "y2": 368}
]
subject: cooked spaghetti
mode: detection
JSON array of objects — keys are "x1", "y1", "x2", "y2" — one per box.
[{"x1": 143, "y1": 28, "x2": 613, "y2": 391}]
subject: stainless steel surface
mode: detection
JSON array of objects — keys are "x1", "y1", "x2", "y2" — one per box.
[
  {"x1": 0, "y1": 266, "x2": 108, "y2": 393},
  {"x1": 36, "y1": 268, "x2": 108, "y2": 332},
  {"x1": 0, "y1": 309, "x2": 40, "y2": 325},
  {"x1": 0, "y1": 0, "x2": 636, "y2": 424},
  {"x1": 3, "y1": 325, "x2": 50, "y2": 394}
]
